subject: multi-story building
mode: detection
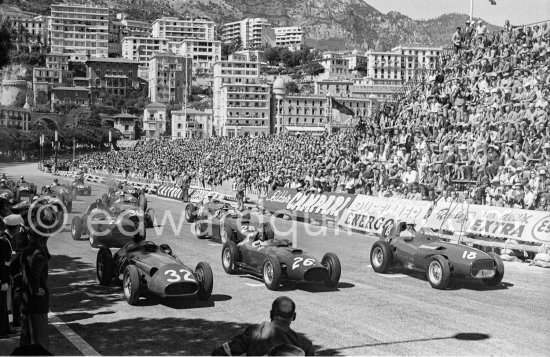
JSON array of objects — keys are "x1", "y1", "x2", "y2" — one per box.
[
  {"x1": 170, "y1": 39, "x2": 221, "y2": 74},
  {"x1": 315, "y1": 79, "x2": 354, "y2": 96},
  {"x1": 213, "y1": 55, "x2": 270, "y2": 136},
  {"x1": 121, "y1": 36, "x2": 170, "y2": 67},
  {"x1": 143, "y1": 102, "x2": 167, "y2": 139},
  {"x1": 363, "y1": 51, "x2": 404, "y2": 85},
  {"x1": 274, "y1": 26, "x2": 304, "y2": 50},
  {"x1": 49, "y1": 3, "x2": 110, "y2": 61},
  {"x1": 342, "y1": 51, "x2": 369, "y2": 72},
  {"x1": 221, "y1": 18, "x2": 275, "y2": 49},
  {"x1": 121, "y1": 19, "x2": 151, "y2": 38},
  {"x1": 51, "y1": 86, "x2": 90, "y2": 110},
  {"x1": 171, "y1": 108, "x2": 213, "y2": 139},
  {"x1": 113, "y1": 113, "x2": 139, "y2": 140},
  {"x1": 148, "y1": 53, "x2": 192, "y2": 104},
  {"x1": 6, "y1": 14, "x2": 48, "y2": 45},
  {"x1": 391, "y1": 46, "x2": 442, "y2": 82},
  {"x1": 32, "y1": 53, "x2": 73, "y2": 86},
  {"x1": 152, "y1": 17, "x2": 215, "y2": 42},
  {"x1": 85, "y1": 57, "x2": 140, "y2": 96},
  {"x1": 0, "y1": 106, "x2": 31, "y2": 131},
  {"x1": 272, "y1": 77, "x2": 373, "y2": 135},
  {"x1": 317, "y1": 53, "x2": 351, "y2": 80}
]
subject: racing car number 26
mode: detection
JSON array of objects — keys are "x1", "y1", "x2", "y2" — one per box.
[
  {"x1": 292, "y1": 257, "x2": 315, "y2": 270},
  {"x1": 165, "y1": 269, "x2": 194, "y2": 282}
]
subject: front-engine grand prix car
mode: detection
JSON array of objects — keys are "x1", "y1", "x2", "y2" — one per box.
[
  {"x1": 17, "y1": 182, "x2": 37, "y2": 200},
  {"x1": 221, "y1": 226, "x2": 341, "y2": 291},
  {"x1": 71, "y1": 196, "x2": 152, "y2": 248},
  {"x1": 186, "y1": 200, "x2": 251, "y2": 242},
  {"x1": 108, "y1": 183, "x2": 147, "y2": 210},
  {"x1": 43, "y1": 185, "x2": 73, "y2": 212},
  {"x1": 369, "y1": 222, "x2": 505, "y2": 289},
  {"x1": 72, "y1": 178, "x2": 92, "y2": 196},
  {"x1": 96, "y1": 241, "x2": 213, "y2": 305}
]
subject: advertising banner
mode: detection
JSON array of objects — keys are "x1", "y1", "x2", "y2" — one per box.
[
  {"x1": 261, "y1": 188, "x2": 354, "y2": 222},
  {"x1": 424, "y1": 202, "x2": 550, "y2": 244},
  {"x1": 337, "y1": 195, "x2": 433, "y2": 235}
]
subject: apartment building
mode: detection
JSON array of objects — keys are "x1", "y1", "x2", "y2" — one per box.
[
  {"x1": 220, "y1": 18, "x2": 275, "y2": 49},
  {"x1": 171, "y1": 108, "x2": 213, "y2": 139},
  {"x1": 213, "y1": 55, "x2": 270, "y2": 137},
  {"x1": 85, "y1": 57, "x2": 140, "y2": 95},
  {"x1": 317, "y1": 53, "x2": 351, "y2": 80},
  {"x1": 51, "y1": 86, "x2": 90, "y2": 110},
  {"x1": 7, "y1": 14, "x2": 48, "y2": 45},
  {"x1": 391, "y1": 46, "x2": 442, "y2": 82},
  {"x1": 121, "y1": 19, "x2": 151, "y2": 38},
  {"x1": 143, "y1": 102, "x2": 167, "y2": 139},
  {"x1": 49, "y1": 3, "x2": 109, "y2": 61},
  {"x1": 121, "y1": 36, "x2": 170, "y2": 67},
  {"x1": 148, "y1": 53, "x2": 192, "y2": 104},
  {"x1": 274, "y1": 26, "x2": 304, "y2": 50},
  {"x1": 152, "y1": 17, "x2": 215, "y2": 42},
  {"x1": 32, "y1": 53, "x2": 73, "y2": 86},
  {"x1": 170, "y1": 39, "x2": 221, "y2": 74},
  {"x1": 113, "y1": 113, "x2": 139, "y2": 140},
  {"x1": 0, "y1": 106, "x2": 31, "y2": 131}
]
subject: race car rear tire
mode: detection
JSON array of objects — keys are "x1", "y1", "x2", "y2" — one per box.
[
  {"x1": 262, "y1": 256, "x2": 282, "y2": 290},
  {"x1": 89, "y1": 234, "x2": 99, "y2": 248},
  {"x1": 87, "y1": 187, "x2": 92, "y2": 196},
  {"x1": 221, "y1": 242, "x2": 239, "y2": 274},
  {"x1": 66, "y1": 200, "x2": 72, "y2": 213},
  {"x1": 195, "y1": 222, "x2": 208, "y2": 238},
  {"x1": 15, "y1": 188, "x2": 20, "y2": 202},
  {"x1": 427, "y1": 255, "x2": 451, "y2": 290},
  {"x1": 195, "y1": 262, "x2": 214, "y2": 301},
  {"x1": 185, "y1": 204, "x2": 196, "y2": 223},
  {"x1": 370, "y1": 241, "x2": 392, "y2": 273},
  {"x1": 71, "y1": 216, "x2": 83, "y2": 240},
  {"x1": 123, "y1": 265, "x2": 141, "y2": 305},
  {"x1": 322, "y1": 252, "x2": 341, "y2": 288},
  {"x1": 97, "y1": 247, "x2": 115, "y2": 286},
  {"x1": 483, "y1": 252, "x2": 504, "y2": 286}
]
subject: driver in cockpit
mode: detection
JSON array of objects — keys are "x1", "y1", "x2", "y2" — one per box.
[{"x1": 400, "y1": 222, "x2": 416, "y2": 238}]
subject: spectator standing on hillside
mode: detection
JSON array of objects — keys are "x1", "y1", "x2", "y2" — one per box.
[{"x1": 453, "y1": 27, "x2": 463, "y2": 54}]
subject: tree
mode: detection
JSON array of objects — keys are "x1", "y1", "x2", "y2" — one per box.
[
  {"x1": 69, "y1": 61, "x2": 87, "y2": 77},
  {"x1": 285, "y1": 81, "x2": 300, "y2": 94},
  {"x1": 304, "y1": 62, "x2": 325, "y2": 77},
  {"x1": 264, "y1": 46, "x2": 280, "y2": 65},
  {"x1": 0, "y1": 21, "x2": 12, "y2": 69},
  {"x1": 221, "y1": 37, "x2": 242, "y2": 59}
]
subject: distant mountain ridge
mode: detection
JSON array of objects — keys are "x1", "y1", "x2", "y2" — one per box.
[{"x1": 2, "y1": 0, "x2": 499, "y2": 50}]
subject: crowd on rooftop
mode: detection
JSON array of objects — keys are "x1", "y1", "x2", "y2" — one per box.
[{"x1": 73, "y1": 19, "x2": 550, "y2": 211}]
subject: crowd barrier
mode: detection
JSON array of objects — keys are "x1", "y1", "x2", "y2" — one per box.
[{"x1": 260, "y1": 187, "x2": 550, "y2": 252}]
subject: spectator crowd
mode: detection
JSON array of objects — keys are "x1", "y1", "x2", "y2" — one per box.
[{"x1": 74, "y1": 19, "x2": 550, "y2": 212}]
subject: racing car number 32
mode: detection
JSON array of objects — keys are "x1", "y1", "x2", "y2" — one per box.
[
  {"x1": 165, "y1": 269, "x2": 194, "y2": 282},
  {"x1": 292, "y1": 257, "x2": 315, "y2": 269}
]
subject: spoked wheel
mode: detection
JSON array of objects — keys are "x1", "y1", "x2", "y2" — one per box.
[
  {"x1": 262, "y1": 256, "x2": 281, "y2": 291},
  {"x1": 195, "y1": 262, "x2": 213, "y2": 301},
  {"x1": 123, "y1": 265, "x2": 141, "y2": 305},
  {"x1": 370, "y1": 241, "x2": 392, "y2": 273},
  {"x1": 427, "y1": 255, "x2": 450, "y2": 290}
]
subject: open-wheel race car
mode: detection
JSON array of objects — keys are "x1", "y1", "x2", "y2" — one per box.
[
  {"x1": 221, "y1": 222, "x2": 341, "y2": 290},
  {"x1": 186, "y1": 200, "x2": 251, "y2": 242},
  {"x1": 71, "y1": 195, "x2": 152, "y2": 248},
  {"x1": 107, "y1": 182, "x2": 147, "y2": 210},
  {"x1": 369, "y1": 221, "x2": 505, "y2": 289},
  {"x1": 16, "y1": 181, "x2": 37, "y2": 200},
  {"x1": 72, "y1": 177, "x2": 92, "y2": 196},
  {"x1": 96, "y1": 240, "x2": 213, "y2": 305},
  {"x1": 42, "y1": 185, "x2": 73, "y2": 212}
]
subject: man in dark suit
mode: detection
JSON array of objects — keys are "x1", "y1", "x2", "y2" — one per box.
[{"x1": 19, "y1": 208, "x2": 52, "y2": 350}]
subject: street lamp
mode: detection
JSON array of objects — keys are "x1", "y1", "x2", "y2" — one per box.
[{"x1": 54, "y1": 130, "x2": 59, "y2": 169}]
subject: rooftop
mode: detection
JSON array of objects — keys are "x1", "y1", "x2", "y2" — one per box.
[
  {"x1": 85, "y1": 58, "x2": 139, "y2": 64},
  {"x1": 51, "y1": 86, "x2": 89, "y2": 91},
  {"x1": 145, "y1": 102, "x2": 166, "y2": 109}
]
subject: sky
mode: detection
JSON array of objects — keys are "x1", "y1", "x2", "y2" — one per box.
[{"x1": 363, "y1": 0, "x2": 550, "y2": 26}]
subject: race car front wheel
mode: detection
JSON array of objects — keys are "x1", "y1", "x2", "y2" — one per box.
[
  {"x1": 97, "y1": 247, "x2": 115, "y2": 286},
  {"x1": 123, "y1": 265, "x2": 141, "y2": 305},
  {"x1": 427, "y1": 255, "x2": 451, "y2": 290},
  {"x1": 370, "y1": 241, "x2": 392, "y2": 273},
  {"x1": 483, "y1": 252, "x2": 504, "y2": 286},
  {"x1": 262, "y1": 256, "x2": 282, "y2": 291},
  {"x1": 89, "y1": 234, "x2": 99, "y2": 248},
  {"x1": 221, "y1": 242, "x2": 238, "y2": 274},
  {"x1": 195, "y1": 222, "x2": 208, "y2": 238},
  {"x1": 195, "y1": 262, "x2": 214, "y2": 301},
  {"x1": 185, "y1": 204, "x2": 196, "y2": 223},
  {"x1": 322, "y1": 253, "x2": 341, "y2": 288}
]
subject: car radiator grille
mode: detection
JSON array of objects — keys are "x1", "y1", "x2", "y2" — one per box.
[
  {"x1": 165, "y1": 282, "x2": 198, "y2": 295},
  {"x1": 303, "y1": 267, "x2": 328, "y2": 282},
  {"x1": 471, "y1": 260, "x2": 495, "y2": 278}
]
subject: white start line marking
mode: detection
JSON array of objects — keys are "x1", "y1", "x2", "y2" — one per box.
[
  {"x1": 244, "y1": 283, "x2": 265, "y2": 287},
  {"x1": 48, "y1": 312, "x2": 100, "y2": 356},
  {"x1": 379, "y1": 274, "x2": 408, "y2": 278},
  {"x1": 208, "y1": 243, "x2": 218, "y2": 247}
]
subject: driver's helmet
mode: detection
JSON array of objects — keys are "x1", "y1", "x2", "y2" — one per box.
[
  {"x1": 0, "y1": 179, "x2": 6, "y2": 185},
  {"x1": 116, "y1": 191, "x2": 124, "y2": 196},
  {"x1": 32, "y1": 196, "x2": 39, "y2": 201},
  {"x1": 95, "y1": 198, "x2": 103, "y2": 206},
  {"x1": 45, "y1": 185, "x2": 51, "y2": 192}
]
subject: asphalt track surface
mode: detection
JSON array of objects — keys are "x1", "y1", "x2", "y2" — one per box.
[{"x1": 1, "y1": 162, "x2": 549, "y2": 356}]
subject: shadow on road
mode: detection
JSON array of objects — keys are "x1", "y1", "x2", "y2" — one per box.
[{"x1": 316, "y1": 332, "x2": 491, "y2": 355}]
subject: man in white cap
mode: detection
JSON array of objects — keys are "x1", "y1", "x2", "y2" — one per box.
[{"x1": 2, "y1": 214, "x2": 28, "y2": 329}]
